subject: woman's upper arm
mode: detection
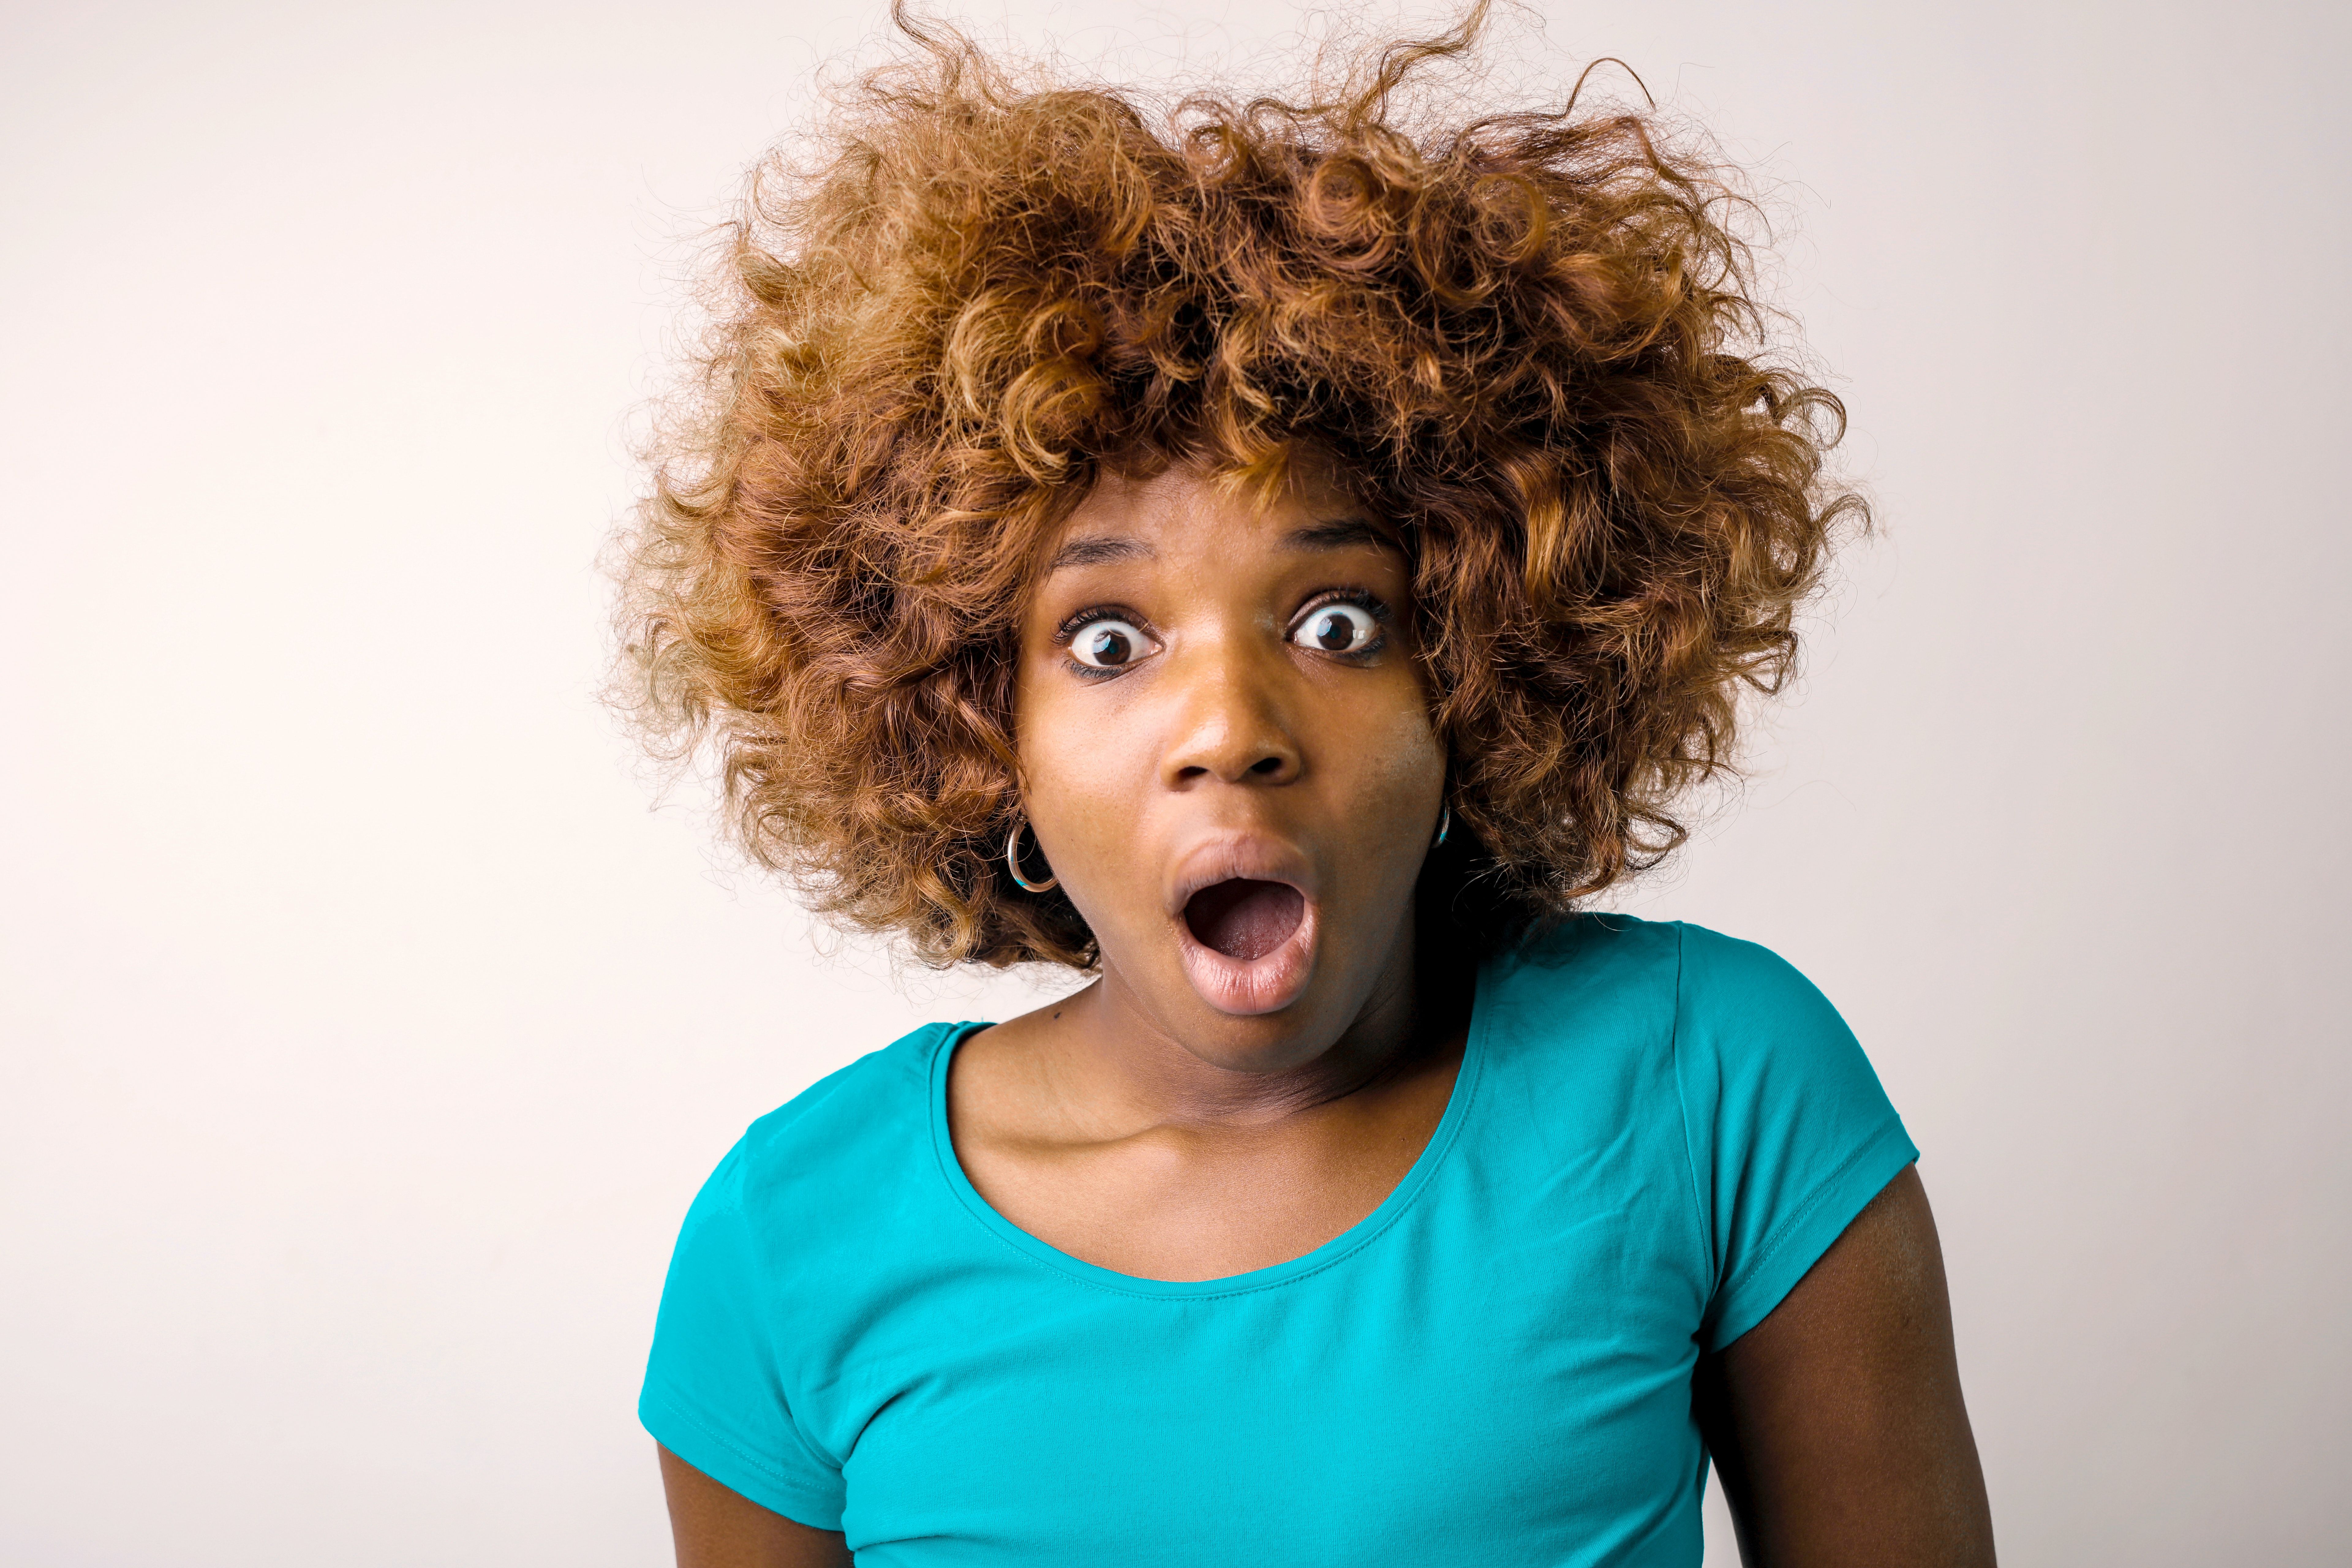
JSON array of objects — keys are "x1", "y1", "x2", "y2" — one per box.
[
  {"x1": 659, "y1": 1445, "x2": 853, "y2": 1568},
  {"x1": 1695, "y1": 1165, "x2": 1996, "y2": 1567}
]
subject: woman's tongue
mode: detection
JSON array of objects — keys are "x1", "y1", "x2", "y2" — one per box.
[{"x1": 1183, "y1": 879, "x2": 1305, "y2": 961}]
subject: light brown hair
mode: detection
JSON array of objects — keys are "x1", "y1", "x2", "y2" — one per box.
[{"x1": 612, "y1": 4, "x2": 1863, "y2": 968}]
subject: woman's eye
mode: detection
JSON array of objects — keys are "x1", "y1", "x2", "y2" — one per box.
[
  {"x1": 1291, "y1": 602, "x2": 1381, "y2": 654},
  {"x1": 1069, "y1": 618, "x2": 1152, "y2": 669}
]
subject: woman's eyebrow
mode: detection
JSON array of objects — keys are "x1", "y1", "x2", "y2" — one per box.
[
  {"x1": 1044, "y1": 535, "x2": 1155, "y2": 574},
  {"x1": 1044, "y1": 518, "x2": 1394, "y2": 575},
  {"x1": 1285, "y1": 517, "x2": 1402, "y2": 553}
]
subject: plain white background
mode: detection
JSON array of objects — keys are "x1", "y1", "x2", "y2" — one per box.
[{"x1": 4, "y1": 1, "x2": 2345, "y2": 1562}]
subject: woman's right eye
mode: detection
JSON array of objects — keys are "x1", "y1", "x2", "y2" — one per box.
[{"x1": 1068, "y1": 618, "x2": 1154, "y2": 669}]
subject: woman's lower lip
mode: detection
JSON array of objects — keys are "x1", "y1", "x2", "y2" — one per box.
[{"x1": 1174, "y1": 900, "x2": 1318, "y2": 1016}]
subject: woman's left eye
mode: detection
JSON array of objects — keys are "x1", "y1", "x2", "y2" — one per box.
[{"x1": 1290, "y1": 601, "x2": 1383, "y2": 654}]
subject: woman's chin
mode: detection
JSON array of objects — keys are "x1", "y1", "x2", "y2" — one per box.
[{"x1": 1173, "y1": 904, "x2": 1319, "y2": 1017}]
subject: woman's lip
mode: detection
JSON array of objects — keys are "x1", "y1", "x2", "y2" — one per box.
[
  {"x1": 1163, "y1": 834, "x2": 1322, "y2": 1016},
  {"x1": 1172, "y1": 893, "x2": 1320, "y2": 1016},
  {"x1": 1164, "y1": 833, "x2": 1319, "y2": 916}
]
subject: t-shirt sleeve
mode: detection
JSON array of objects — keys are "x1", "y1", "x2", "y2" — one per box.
[
  {"x1": 639, "y1": 1137, "x2": 847, "y2": 1530},
  {"x1": 1671, "y1": 923, "x2": 1919, "y2": 1351}
]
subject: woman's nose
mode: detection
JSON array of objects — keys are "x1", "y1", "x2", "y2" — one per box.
[{"x1": 1158, "y1": 637, "x2": 1302, "y2": 789}]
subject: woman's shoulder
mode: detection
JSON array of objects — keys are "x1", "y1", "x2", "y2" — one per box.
[
  {"x1": 1481, "y1": 913, "x2": 1871, "y2": 1089},
  {"x1": 1484, "y1": 914, "x2": 1912, "y2": 1350},
  {"x1": 1476, "y1": 911, "x2": 1688, "y2": 1034},
  {"x1": 706, "y1": 1020, "x2": 967, "y2": 1215},
  {"x1": 1500, "y1": 913, "x2": 1902, "y2": 1150},
  {"x1": 1491, "y1": 913, "x2": 1844, "y2": 1025}
]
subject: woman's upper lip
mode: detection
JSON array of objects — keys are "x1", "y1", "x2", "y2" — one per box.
[{"x1": 1164, "y1": 832, "x2": 1320, "y2": 917}]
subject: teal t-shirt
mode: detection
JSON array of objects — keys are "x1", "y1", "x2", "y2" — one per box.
[{"x1": 640, "y1": 916, "x2": 1917, "y2": 1564}]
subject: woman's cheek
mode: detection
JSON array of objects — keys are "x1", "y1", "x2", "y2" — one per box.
[
  {"x1": 1019, "y1": 679, "x2": 1153, "y2": 921},
  {"x1": 1346, "y1": 680, "x2": 1445, "y2": 817}
]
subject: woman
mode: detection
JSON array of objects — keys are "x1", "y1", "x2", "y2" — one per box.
[{"x1": 616, "y1": 8, "x2": 1994, "y2": 1564}]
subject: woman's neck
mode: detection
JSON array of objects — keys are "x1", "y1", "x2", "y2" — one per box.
[{"x1": 1010, "y1": 913, "x2": 1466, "y2": 1145}]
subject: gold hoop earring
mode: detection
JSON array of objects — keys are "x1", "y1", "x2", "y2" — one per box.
[
  {"x1": 1005, "y1": 819, "x2": 1058, "y2": 893},
  {"x1": 1432, "y1": 805, "x2": 1451, "y2": 849}
]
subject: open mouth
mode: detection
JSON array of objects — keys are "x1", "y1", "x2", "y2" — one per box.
[{"x1": 1182, "y1": 878, "x2": 1306, "y2": 962}]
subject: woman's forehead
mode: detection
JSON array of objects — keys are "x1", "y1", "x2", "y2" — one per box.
[
  {"x1": 1044, "y1": 463, "x2": 1402, "y2": 579},
  {"x1": 1057, "y1": 458, "x2": 1391, "y2": 545}
]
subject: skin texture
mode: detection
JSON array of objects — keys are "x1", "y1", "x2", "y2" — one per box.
[
  {"x1": 657, "y1": 462, "x2": 1995, "y2": 1566},
  {"x1": 659, "y1": 1445, "x2": 850, "y2": 1568},
  {"x1": 1699, "y1": 1165, "x2": 1997, "y2": 1566}
]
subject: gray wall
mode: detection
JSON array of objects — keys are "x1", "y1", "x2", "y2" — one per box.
[{"x1": 3, "y1": 2, "x2": 2343, "y2": 1562}]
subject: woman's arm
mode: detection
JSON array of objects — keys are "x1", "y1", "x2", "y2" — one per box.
[
  {"x1": 658, "y1": 1446, "x2": 853, "y2": 1568},
  {"x1": 1695, "y1": 1165, "x2": 1996, "y2": 1566}
]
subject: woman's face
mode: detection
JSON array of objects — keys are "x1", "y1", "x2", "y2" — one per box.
[{"x1": 1014, "y1": 457, "x2": 1447, "y2": 1073}]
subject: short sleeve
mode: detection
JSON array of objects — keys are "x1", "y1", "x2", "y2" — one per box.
[
  {"x1": 1671, "y1": 923, "x2": 1919, "y2": 1351},
  {"x1": 639, "y1": 1139, "x2": 847, "y2": 1530}
]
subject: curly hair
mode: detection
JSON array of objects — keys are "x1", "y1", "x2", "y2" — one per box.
[{"x1": 612, "y1": 2, "x2": 1863, "y2": 970}]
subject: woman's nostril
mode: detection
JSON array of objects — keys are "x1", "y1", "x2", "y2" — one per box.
[{"x1": 1250, "y1": 756, "x2": 1284, "y2": 775}]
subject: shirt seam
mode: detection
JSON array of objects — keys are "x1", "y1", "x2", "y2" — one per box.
[
  {"x1": 1666, "y1": 920, "x2": 1717, "y2": 1298},
  {"x1": 1713, "y1": 1114, "x2": 1913, "y2": 1314},
  {"x1": 641, "y1": 1380, "x2": 846, "y2": 1503}
]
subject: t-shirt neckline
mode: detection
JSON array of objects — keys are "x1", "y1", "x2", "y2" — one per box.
[{"x1": 925, "y1": 956, "x2": 1497, "y2": 1301}]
